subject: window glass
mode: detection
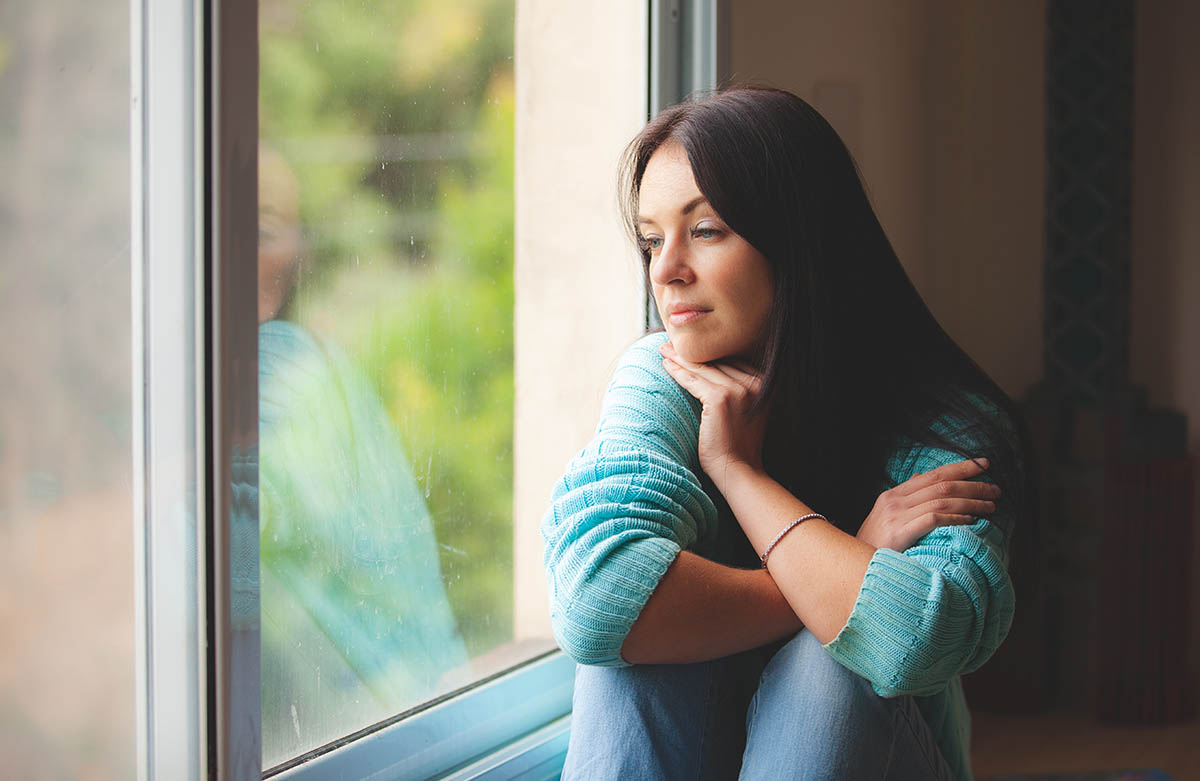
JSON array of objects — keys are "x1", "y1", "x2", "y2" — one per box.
[
  {"x1": 257, "y1": 0, "x2": 545, "y2": 767},
  {"x1": 0, "y1": 2, "x2": 134, "y2": 777}
]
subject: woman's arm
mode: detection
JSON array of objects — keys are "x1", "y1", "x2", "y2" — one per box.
[
  {"x1": 821, "y1": 445, "x2": 1016, "y2": 696},
  {"x1": 661, "y1": 344, "x2": 1015, "y2": 695},
  {"x1": 620, "y1": 549, "x2": 802, "y2": 664},
  {"x1": 545, "y1": 335, "x2": 1006, "y2": 672},
  {"x1": 715, "y1": 463, "x2": 877, "y2": 644},
  {"x1": 621, "y1": 452, "x2": 1002, "y2": 662},
  {"x1": 542, "y1": 333, "x2": 727, "y2": 667},
  {"x1": 542, "y1": 334, "x2": 808, "y2": 665}
]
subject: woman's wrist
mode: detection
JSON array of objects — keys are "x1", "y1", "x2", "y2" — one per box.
[
  {"x1": 716, "y1": 461, "x2": 819, "y2": 556},
  {"x1": 711, "y1": 457, "x2": 768, "y2": 496}
]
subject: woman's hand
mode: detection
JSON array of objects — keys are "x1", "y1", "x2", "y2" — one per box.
[
  {"x1": 660, "y1": 341, "x2": 769, "y2": 493},
  {"x1": 857, "y1": 458, "x2": 1000, "y2": 552}
]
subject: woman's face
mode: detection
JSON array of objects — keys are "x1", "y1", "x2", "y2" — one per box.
[{"x1": 638, "y1": 141, "x2": 773, "y2": 365}]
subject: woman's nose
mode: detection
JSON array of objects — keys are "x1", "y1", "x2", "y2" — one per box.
[{"x1": 648, "y1": 235, "x2": 693, "y2": 286}]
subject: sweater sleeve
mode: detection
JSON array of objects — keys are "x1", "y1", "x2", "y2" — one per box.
[
  {"x1": 821, "y1": 444, "x2": 1017, "y2": 697},
  {"x1": 540, "y1": 332, "x2": 719, "y2": 667}
]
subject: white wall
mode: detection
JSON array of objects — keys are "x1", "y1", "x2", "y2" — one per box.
[{"x1": 513, "y1": 1, "x2": 648, "y2": 640}]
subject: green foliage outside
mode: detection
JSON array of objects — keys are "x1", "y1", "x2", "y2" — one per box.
[{"x1": 260, "y1": 0, "x2": 515, "y2": 656}]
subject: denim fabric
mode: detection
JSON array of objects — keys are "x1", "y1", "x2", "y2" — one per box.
[{"x1": 562, "y1": 629, "x2": 956, "y2": 780}]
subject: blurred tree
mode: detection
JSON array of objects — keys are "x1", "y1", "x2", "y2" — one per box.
[
  {"x1": 260, "y1": 0, "x2": 513, "y2": 277},
  {"x1": 259, "y1": 0, "x2": 515, "y2": 657}
]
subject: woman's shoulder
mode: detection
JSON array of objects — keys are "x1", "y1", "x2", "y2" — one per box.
[
  {"x1": 938, "y1": 389, "x2": 1010, "y2": 427},
  {"x1": 886, "y1": 388, "x2": 1020, "y2": 478},
  {"x1": 611, "y1": 330, "x2": 671, "y2": 377},
  {"x1": 603, "y1": 331, "x2": 685, "y2": 405}
]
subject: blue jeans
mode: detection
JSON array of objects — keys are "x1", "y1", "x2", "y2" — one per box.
[{"x1": 562, "y1": 629, "x2": 955, "y2": 780}]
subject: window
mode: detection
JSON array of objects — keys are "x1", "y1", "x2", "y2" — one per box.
[
  {"x1": 255, "y1": 0, "x2": 548, "y2": 767},
  {"x1": 2, "y1": 0, "x2": 713, "y2": 777},
  {"x1": 0, "y1": 2, "x2": 135, "y2": 777}
]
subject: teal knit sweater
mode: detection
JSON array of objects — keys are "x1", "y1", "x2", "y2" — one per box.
[{"x1": 541, "y1": 331, "x2": 1016, "y2": 780}]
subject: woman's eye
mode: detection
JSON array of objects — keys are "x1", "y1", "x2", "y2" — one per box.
[
  {"x1": 640, "y1": 235, "x2": 664, "y2": 252},
  {"x1": 692, "y1": 227, "x2": 719, "y2": 240}
]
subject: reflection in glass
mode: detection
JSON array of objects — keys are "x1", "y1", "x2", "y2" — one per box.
[
  {"x1": 258, "y1": 0, "x2": 519, "y2": 765},
  {"x1": 258, "y1": 317, "x2": 468, "y2": 757}
]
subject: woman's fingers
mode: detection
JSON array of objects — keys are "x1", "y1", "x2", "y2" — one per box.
[
  {"x1": 707, "y1": 356, "x2": 759, "y2": 381},
  {"x1": 918, "y1": 513, "x2": 976, "y2": 532},
  {"x1": 662, "y1": 355, "x2": 725, "y2": 397},
  {"x1": 661, "y1": 342, "x2": 760, "y2": 393},
  {"x1": 906, "y1": 479, "x2": 1001, "y2": 508},
  {"x1": 702, "y1": 363, "x2": 764, "y2": 400},
  {"x1": 660, "y1": 356, "x2": 705, "y2": 398},
  {"x1": 895, "y1": 457, "x2": 990, "y2": 496},
  {"x1": 710, "y1": 361, "x2": 763, "y2": 391},
  {"x1": 914, "y1": 497, "x2": 996, "y2": 519}
]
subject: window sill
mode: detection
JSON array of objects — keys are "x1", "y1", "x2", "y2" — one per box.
[{"x1": 270, "y1": 651, "x2": 574, "y2": 780}]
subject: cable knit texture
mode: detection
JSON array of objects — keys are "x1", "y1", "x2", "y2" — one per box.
[
  {"x1": 542, "y1": 330, "x2": 1017, "y2": 780},
  {"x1": 542, "y1": 332, "x2": 720, "y2": 667}
]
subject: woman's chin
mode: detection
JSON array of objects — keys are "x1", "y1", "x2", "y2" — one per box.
[{"x1": 668, "y1": 337, "x2": 721, "y2": 365}]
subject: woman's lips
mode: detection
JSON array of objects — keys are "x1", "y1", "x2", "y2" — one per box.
[{"x1": 668, "y1": 309, "x2": 710, "y2": 326}]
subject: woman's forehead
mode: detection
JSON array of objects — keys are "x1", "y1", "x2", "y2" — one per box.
[{"x1": 638, "y1": 143, "x2": 708, "y2": 221}]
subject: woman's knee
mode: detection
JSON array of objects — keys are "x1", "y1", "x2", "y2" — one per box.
[
  {"x1": 755, "y1": 629, "x2": 881, "y2": 710},
  {"x1": 567, "y1": 657, "x2": 759, "y2": 780},
  {"x1": 566, "y1": 661, "x2": 719, "y2": 779},
  {"x1": 741, "y1": 629, "x2": 896, "y2": 778},
  {"x1": 572, "y1": 660, "x2": 714, "y2": 725}
]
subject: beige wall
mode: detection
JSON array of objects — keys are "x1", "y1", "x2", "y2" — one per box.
[
  {"x1": 1132, "y1": 0, "x2": 1200, "y2": 685},
  {"x1": 513, "y1": 1, "x2": 648, "y2": 640},
  {"x1": 729, "y1": 0, "x2": 1045, "y2": 400}
]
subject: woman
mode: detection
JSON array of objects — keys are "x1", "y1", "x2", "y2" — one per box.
[{"x1": 541, "y1": 86, "x2": 1026, "y2": 779}]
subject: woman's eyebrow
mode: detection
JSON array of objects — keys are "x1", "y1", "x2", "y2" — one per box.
[{"x1": 637, "y1": 196, "x2": 709, "y2": 225}]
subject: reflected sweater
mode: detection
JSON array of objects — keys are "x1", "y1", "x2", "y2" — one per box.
[
  {"x1": 258, "y1": 320, "x2": 468, "y2": 757},
  {"x1": 540, "y1": 331, "x2": 1016, "y2": 781}
]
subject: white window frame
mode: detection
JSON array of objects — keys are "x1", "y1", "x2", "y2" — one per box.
[
  {"x1": 132, "y1": 0, "x2": 208, "y2": 777},
  {"x1": 132, "y1": 1, "x2": 725, "y2": 778}
]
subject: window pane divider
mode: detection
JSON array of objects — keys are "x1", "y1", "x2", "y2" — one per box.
[
  {"x1": 646, "y1": 0, "x2": 729, "y2": 331},
  {"x1": 208, "y1": 0, "x2": 261, "y2": 776}
]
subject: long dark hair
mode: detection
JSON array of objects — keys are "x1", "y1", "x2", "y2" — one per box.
[{"x1": 619, "y1": 85, "x2": 1030, "y2": 540}]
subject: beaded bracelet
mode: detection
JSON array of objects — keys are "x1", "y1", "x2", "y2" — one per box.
[{"x1": 760, "y1": 513, "x2": 827, "y2": 568}]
